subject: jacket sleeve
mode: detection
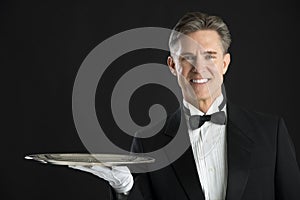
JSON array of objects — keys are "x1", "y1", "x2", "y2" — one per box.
[
  {"x1": 110, "y1": 137, "x2": 155, "y2": 200},
  {"x1": 126, "y1": 137, "x2": 155, "y2": 200},
  {"x1": 109, "y1": 173, "x2": 154, "y2": 200},
  {"x1": 275, "y1": 118, "x2": 300, "y2": 199}
]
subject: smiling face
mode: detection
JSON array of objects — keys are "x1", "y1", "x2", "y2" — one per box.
[{"x1": 168, "y1": 30, "x2": 230, "y2": 112}]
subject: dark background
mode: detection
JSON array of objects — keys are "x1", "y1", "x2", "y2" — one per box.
[{"x1": 3, "y1": 0, "x2": 299, "y2": 199}]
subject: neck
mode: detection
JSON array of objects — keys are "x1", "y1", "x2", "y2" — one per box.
[
  {"x1": 198, "y1": 99, "x2": 214, "y2": 113},
  {"x1": 199, "y1": 90, "x2": 223, "y2": 113}
]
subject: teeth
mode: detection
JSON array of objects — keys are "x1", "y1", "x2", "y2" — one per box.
[{"x1": 192, "y1": 79, "x2": 208, "y2": 83}]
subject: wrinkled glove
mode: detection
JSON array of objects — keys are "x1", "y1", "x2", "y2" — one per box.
[{"x1": 69, "y1": 165, "x2": 133, "y2": 194}]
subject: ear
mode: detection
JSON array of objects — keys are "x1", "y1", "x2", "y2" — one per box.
[
  {"x1": 167, "y1": 56, "x2": 177, "y2": 76},
  {"x1": 222, "y1": 53, "x2": 231, "y2": 74}
]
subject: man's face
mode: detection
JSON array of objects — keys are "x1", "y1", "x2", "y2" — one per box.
[{"x1": 168, "y1": 30, "x2": 230, "y2": 108}]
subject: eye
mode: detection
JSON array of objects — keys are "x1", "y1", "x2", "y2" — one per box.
[
  {"x1": 183, "y1": 55, "x2": 196, "y2": 61},
  {"x1": 204, "y1": 54, "x2": 216, "y2": 60}
]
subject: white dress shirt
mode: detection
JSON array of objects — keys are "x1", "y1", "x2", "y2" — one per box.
[{"x1": 183, "y1": 95, "x2": 227, "y2": 200}]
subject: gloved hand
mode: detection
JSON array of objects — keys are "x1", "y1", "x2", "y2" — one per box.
[{"x1": 69, "y1": 165, "x2": 134, "y2": 194}]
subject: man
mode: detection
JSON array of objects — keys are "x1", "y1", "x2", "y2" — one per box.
[{"x1": 70, "y1": 12, "x2": 300, "y2": 200}]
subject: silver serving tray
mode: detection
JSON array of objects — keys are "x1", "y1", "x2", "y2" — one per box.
[{"x1": 25, "y1": 153, "x2": 155, "y2": 166}]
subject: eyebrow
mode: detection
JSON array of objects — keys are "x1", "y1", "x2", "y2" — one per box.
[
  {"x1": 204, "y1": 50, "x2": 218, "y2": 54},
  {"x1": 180, "y1": 51, "x2": 218, "y2": 56},
  {"x1": 177, "y1": 53, "x2": 194, "y2": 60}
]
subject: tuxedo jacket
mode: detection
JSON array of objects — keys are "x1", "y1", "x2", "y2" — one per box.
[{"x1": 122, "y1": 103, "x2": 300, "y2": 200}]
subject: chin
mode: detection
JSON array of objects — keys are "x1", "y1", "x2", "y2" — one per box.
[{"x1": 193, "y1": 91, "x2": 211, "y2": 100}]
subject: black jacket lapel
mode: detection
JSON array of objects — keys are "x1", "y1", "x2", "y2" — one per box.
[
  {"x1": 164, "y1": 109, "x2": 205, "y2": 200},
  {"x1": 226, "y1": 103, "x2": 255, "y2": 200},
  {"x1": 172, "y1": 147, "x2": 205, "y2": 200}
]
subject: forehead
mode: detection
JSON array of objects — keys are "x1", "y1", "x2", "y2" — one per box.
[{"x1": 176, "y1": 30, "x2": 223, "y2": 53}]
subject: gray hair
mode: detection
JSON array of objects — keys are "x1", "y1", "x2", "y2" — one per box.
[{"x1": 169, "y1": 12, "x2": 231, "y2": 54}]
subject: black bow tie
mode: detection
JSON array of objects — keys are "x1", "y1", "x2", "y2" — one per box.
[
  {"x1": 188, "y1": 111, "x2": 226, "y2": 130},
  {"x1": 183, "y1": 92, "x2": 227, "y2": 130}
]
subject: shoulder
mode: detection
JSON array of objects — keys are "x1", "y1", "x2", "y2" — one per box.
[
  {"x1": 227, "y1": 102, "x2": 281, "y2": 128},
  {"x1": 227, "y1": 102, "x2": 284, "y2": 146},
  {"x1": 131, "y1": 108, "x2": 182, "y2": 153}
]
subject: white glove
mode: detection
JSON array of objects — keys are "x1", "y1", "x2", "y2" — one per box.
[{"x1": 69, "y1": 165, "x2": 134, "y2": 194}]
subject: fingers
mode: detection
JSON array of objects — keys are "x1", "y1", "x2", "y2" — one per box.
[
  {"x1": 68, "y1": 165, "x2": 134, "y2": 193},
  {"x1": 68, "y1": 165, "x2": 112, "y2": 180},
  {"x1": 90, "y1": 165, "x2": 112, "y2": 173},
  {"x1": 111, "y1": 166, "x2": 130, "y2": 172},
  {"x1": 68, "y1": 165, "x2": 131, "y2": 175},
  {"x1": 69, "y1": 165, "x2": 95, "y2": 173}
]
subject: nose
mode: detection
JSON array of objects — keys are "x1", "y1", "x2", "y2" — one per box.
[{"x1": 191, "y1": 55, "x2": 207, "y2": 73}]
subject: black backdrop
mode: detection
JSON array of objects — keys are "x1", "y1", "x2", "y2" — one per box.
[{"x1": 2, "y1": 0, "x2": 300, "y2": 199}]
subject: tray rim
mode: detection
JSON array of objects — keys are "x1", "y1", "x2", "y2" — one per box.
[{"x1": 25, "y1": 153, "x2": 155, "y2": 166}]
